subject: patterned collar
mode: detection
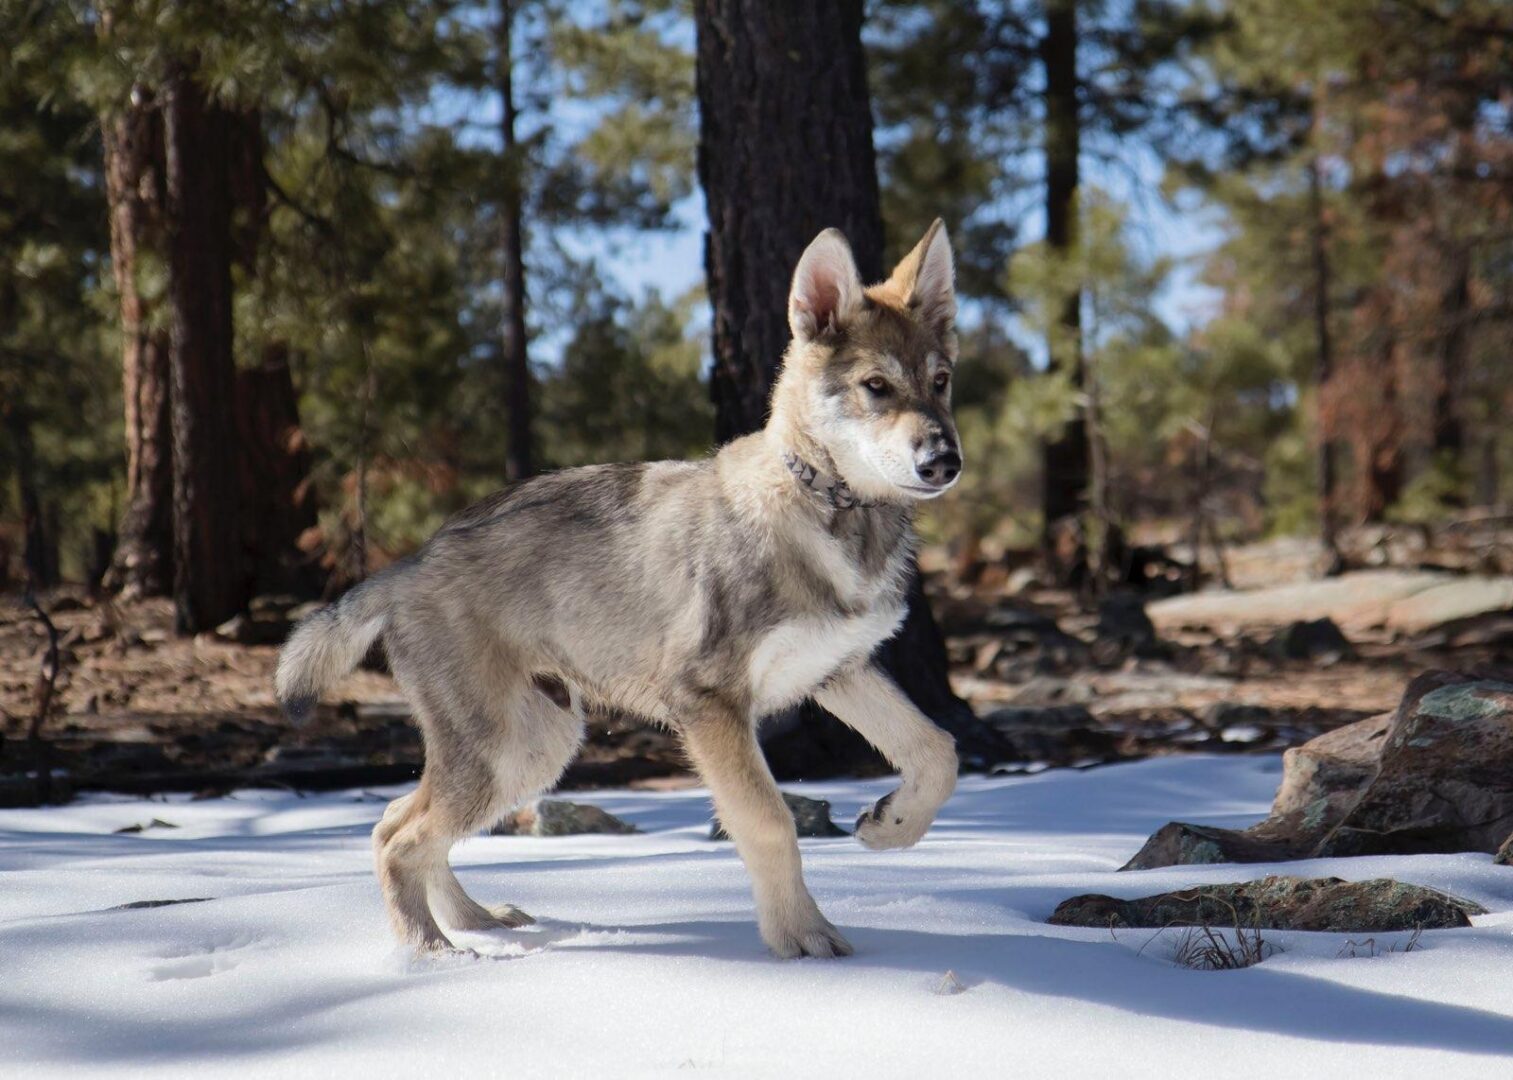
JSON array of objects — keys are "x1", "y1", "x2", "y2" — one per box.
[{"x1": 781, "y1": 451, "x2": 876, "y2": 511}]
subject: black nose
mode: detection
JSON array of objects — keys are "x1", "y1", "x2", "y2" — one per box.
[{"x1": 916, "y1": 450, "x2": 961, "y2": 486}]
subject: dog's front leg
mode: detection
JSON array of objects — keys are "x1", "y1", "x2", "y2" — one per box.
[
  {"x1": 681, "y1": 710, "x2": 853, "y2": 959},
  {"x1": 816, "y1": 663, "x2": 958, "y2": 850}
]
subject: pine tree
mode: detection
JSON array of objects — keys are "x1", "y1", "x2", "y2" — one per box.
[{"x1": 693, "y1": 0, "x2": 981, "y2": 750}]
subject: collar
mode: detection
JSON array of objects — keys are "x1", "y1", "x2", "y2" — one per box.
[{"x1": 781, "y1": 450, "x2": 876, "y2": 511}]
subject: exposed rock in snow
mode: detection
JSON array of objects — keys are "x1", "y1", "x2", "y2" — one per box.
[
  {"x1": 711, "y1": 791, "x2": 847, "y2": 839},
  {"x1": 1124, "y1": 673, "x2": 1513, "y2": 870},
  {"x1": 1050, "y1": 875, "x2": 1485, "y2": 933},
  {"x1": 490, "y1": 798, "x2": 639, "y2": 837}
]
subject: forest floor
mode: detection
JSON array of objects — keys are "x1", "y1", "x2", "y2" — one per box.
[
  {"x1": 3, "y1": 532, "x2": 1509, "y2": 804},
  {"x1": 2, "y1": 756, "x2": 1511, "y2": 1076}
]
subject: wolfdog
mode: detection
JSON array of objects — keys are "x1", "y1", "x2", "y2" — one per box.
[{"x1": 276, "y1": 221, "x2": 963, "y2": 958}]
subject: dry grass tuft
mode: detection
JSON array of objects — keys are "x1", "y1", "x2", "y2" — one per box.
[{"x1": 1336, "y1": 925, "x2": 1425, "y2": 959}]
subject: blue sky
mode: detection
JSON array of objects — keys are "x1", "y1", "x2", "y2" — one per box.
[
  {"x1": 426, "y1": 6, "x2": 1232, "y2": 371},
  {"x1": 562, "y1": 152, "x2": 1229, "y2": 370}
]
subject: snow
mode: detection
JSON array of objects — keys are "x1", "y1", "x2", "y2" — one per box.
[{"x1": 3, "y1": 755, "x2": 1512, "y2": 1078}]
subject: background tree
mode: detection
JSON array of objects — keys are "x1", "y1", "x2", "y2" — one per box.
[{"x1": 693, "y1": 0, "x2": 982, "y2": 752}]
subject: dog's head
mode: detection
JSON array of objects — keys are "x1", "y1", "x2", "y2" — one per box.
[{"x1": 776, "y1": 220, "x2": 960, "y2": 503}]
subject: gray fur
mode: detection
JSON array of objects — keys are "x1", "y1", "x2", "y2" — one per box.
[{"x1": 275, "y1": 221, "x2": 964, "y2": 958}]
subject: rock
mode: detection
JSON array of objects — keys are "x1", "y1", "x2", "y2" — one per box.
[
  {"x1": 213, "y1": 612, "x2": 291, "y2": 646},
  {"x1": 711, "y1": 791, "x2": 848, "y2": 840},
  {"x1": 1049, "y1": 875, "x2": 1484, "y2": 933},
  {"x1": 980, "y1": 704, "x2": 1118, "y2": 769},
  {"x1": 1120, "y1": 822, "x2": 1294, "y2": 870},
  {"x1": 1005, "y1": 676, "x2": 1095, "y2": 707},
  {"x1": 1318, "y1": 673, "x2": 1513, "y2": 857},
  {"x1": 982, "y1": 704, "x2": 1096, "y2": 731},
  {"x1": 1267, "y1": 618, "x2": 1354, "y2": 663},
  {"x1": 491, "y1": 799, "x2": 639, "y2": 837},
  {"x1": 113, "y1": 818, "x2": 179, "y2": 835},
  {"x1": 1147, "y1": 570, "x2": 1513, "y2": 637},
  {"x1": 110, "y1": 898, "x2": 212, "y2": 911},
  {"x1": 1270, "y1": 711, "x2": 1391, "y2": 819},
  {"x1": 1496, "y1": 834, "x2": 1512, "y2": 866},
  {"x1": 287, "y1": 601, "x2": 324, "y2": 623},
  {"x1": 1123, "y1": 673, "x2": 1513, "y2": 869},
  {"x1": 1094, "y1": 593, "x2": 1162, "y2": 658},
  {"x1": 1200, "y1": 702, "x2": 1274, "y2": 731}
]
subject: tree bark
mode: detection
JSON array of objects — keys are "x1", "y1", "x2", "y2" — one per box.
[
  {"x1": 237, "y1": 345, "x2": 320, "y2": 596},
  {"x1": 1306, "y1": 149, "x2": 1342, "y2": 571},
  {"x1": 100, "y1": 81, "x2": 174, "y2": 597},
  {"x1": 498, "y1": 0, "x2": 533, "y2": 481},
  {"x1": 694, "y1": 0, "x2": 985, "y2": 758},
  {"x1": 1038, "y1": 0, "x2": 1088, "y2": 581},
  {"x1": 3, "y1": 404, "x2": 58, "y2": 590},
  {"x1": 696, "y1": 0, "x2": 884, "y2": 442},
  {"x1": 164, "y1": 62, "x2": 246, "y2": 633},
  {"x1": 1433, "y1": 252, "x2": 1469, "y2": 492},
  {"x1": 223, "y1": 108, "x2": 321, "y2": 597},
  {"x1": 1359, "y1": 331, "x2": 1405, "y2": 523}
]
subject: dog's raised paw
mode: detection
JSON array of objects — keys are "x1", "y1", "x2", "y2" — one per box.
[{"x1": 855, "y1": 791, "x2": 929, "y2": 851}]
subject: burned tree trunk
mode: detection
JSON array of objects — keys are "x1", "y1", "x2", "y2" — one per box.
[
  {"x1": 100, "y1": 85, "x2": 174, "y2": 597},
  {"x1": 694, "y1": 0, "x2": 985, "y2": 762},
  {"x1": 163, "y1": 62, "x2": 245, "y2": 633},
  {"x1": 1038, "y1": 0, "x2": 1089, "y2": 583}
]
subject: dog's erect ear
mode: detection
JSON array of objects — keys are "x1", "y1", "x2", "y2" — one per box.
[
  {"x1": 890, "y1": 218, "x2": 955, "y2": 337},
  {"x1": 789, "y1": 228, "x2": 865, "y2": 343}
]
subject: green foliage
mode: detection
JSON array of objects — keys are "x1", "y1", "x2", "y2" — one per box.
[
  {"x1": 0, "y1": 1, "x2": 116, "y2": 579},
  {"x1": 539, "y1": 284, "x2": 712, "y2": 468}
]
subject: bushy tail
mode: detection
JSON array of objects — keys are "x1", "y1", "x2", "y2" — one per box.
[{"x1": 275, "y1": 567, "x2": 402, "y2": 724}]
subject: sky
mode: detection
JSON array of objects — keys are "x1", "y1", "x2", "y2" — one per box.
[
  {"x1": 426, "y1": 4, "x2": 1234, "y2": 371},
  {"x1": 564, "y1": 151, "x2": 1229, "y2": 371}
]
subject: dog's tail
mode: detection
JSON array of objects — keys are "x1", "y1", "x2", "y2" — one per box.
[{"x1": 275, "y1": 563, "x2": 406, "y2": 725}]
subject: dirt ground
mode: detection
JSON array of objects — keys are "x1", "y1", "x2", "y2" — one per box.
[{"x1": 2, "y1": 546, "x2": 1508, "y2": 804}]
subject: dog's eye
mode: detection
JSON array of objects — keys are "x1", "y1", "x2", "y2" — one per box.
[
  {"x1": 933, "y1": 371, "x2": 950, "y2": 393},
  {"x1": 863, "y1": 376, "x2": 890, "y2": 396}
]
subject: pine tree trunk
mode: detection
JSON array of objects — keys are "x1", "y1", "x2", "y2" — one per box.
[
  {"x1": 694, "y1": 0, "x2": 985, "y2": 762},
  {"x1": 100, "y1": 78, "x2": 174, "y2": 598},
  {"x1": 1039, "y1": 0, "x2": 1089, "y2": 583},
  {"x1": 237, "y1": 345, "x2": 320, "y2": 596},
  {"x1": 222, "y1": 109, "x2": 321, "y2": 597},
  {"x1": 498, "y1": 0, "x2": 532, "y2": 482},
  {"x1": 1433, "y1": 253, "x2": 1469, "y2": 497},
  {"x1": 1306, "y1": 149, "x2": 1342, "y2": 571},
  {"x1": 164, "y1": 62, "x2": 245, "y2": 633},
  {"x1": 1359, "y1": 333, "x2": 1404, "y2": 524},
  {"x1": 696, "y1": 0, "x2": 884, "y2": 442},
  {"x1": 2, "y1": 402, "x2": 58, "y2": 589}
]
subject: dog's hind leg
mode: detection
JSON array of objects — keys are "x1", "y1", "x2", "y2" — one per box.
[
  {"x1": 372, "y1": 779, "x2": 456, "y2": 952},
  {"x1": 424, "y1": 675, "x2": 586, "y2": 935},
  {"x1": 681, "y1": 709, "x2": 852, "y2": 960}
]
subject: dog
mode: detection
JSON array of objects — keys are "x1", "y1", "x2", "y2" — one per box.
[{"x1": 276, "y1": 220, "x2": 963, "y2": 959}]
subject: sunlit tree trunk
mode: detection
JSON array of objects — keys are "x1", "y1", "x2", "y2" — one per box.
[{"x1": 99, "y1": 21, "x2": 174, "y2": 598}]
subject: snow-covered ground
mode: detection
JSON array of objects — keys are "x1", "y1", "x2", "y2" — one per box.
[{"x1": 3, "y1": 755, "x2": 1512, "y2": 1078}]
